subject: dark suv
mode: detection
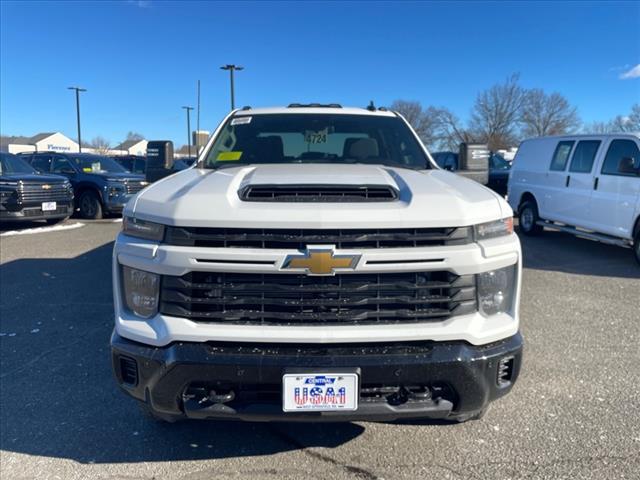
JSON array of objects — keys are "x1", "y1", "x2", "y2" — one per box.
[
  {"x1": 21, "y1": 152, "x2": 147, "y2": 219},
  {"x1": 0, "y1": 152, "x2": 74, "y2": 223}
]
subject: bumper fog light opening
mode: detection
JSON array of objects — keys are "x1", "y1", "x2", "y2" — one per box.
[{"x1": 497, "y1": 356, "x2": 515, "y2": 387}]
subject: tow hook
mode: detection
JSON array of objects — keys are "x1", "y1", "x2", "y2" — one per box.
[{"x1": 207, "y1": 390, "x2": 235, "y2": 404}]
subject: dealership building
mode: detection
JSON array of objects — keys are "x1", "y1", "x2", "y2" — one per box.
[
  {"x1": 1, "y1": 132, "x2": 79, "y2": 154},
  {"x1": 1, "y1": 132, "x2": 204, "y2": 158}
]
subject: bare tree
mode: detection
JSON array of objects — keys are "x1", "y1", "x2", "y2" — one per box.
[
  {"x1": 520, "y1": 89, "x2": 580, "y2": 137},
  {"x1": 629, "y1": 103, "x2": 640, "y2": 130},
  {"x1": 583, "y1": 104, "x2": 640, "y2": 133},
  {"x1": 391, "y1": 100, "x2": 440, "y2": 149},
  {"x1": 582, "y1": 121, "x2": 613, "y2": 134},
  {"x1": 469, "y1": 73, "x2": 526, "y2": 150},
  {"x1": 89, "y1": 136, "x2": 111, "y2": 154},
  {"x1": 610, "y1": 104, "x2": 640, "y2": 132},
  {"x1": 432, "y1": 107, "x2": 479, "y2": 151},
  {"x1": 125, "y1": 131, "x2": 145, "y2": 142}
]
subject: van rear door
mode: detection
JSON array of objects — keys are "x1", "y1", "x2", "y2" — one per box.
[{"x1": 589, "y1": 137, "x2": 640, "y2": 239}]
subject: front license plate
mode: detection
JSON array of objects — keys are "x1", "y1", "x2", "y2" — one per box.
[
  {"x1": 282, "y1": 373, "x2": 358, "y2": 412},
  {"x1": 42, "y1": 202, "x2": 57, "y2": 211}
]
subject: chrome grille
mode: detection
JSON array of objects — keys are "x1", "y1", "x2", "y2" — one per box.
[
  {"x1": 18, "y1": 183, "x2": 71, "y2": 203},
  {"x1": 159, "y1": 271, "x2": 477, "y2": 325},
  {"x1": 125, "y1": 182, "x2": 146, "y2": 195}
]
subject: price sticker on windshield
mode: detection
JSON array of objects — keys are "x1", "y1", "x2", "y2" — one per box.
[{"x1": 304, "y1": 128, "x2": 328, "y2": 144}]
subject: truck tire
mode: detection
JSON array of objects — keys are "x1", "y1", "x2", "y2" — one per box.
[
  {"x1": 518, "y1": 201, "x2": 543, "y2": 236},
  {"x1": 78, "y1": 191, "x2": 103, "y2": 220},
  {"x1": 634, "y1": 229, "x2": 640, "y2": 266}
]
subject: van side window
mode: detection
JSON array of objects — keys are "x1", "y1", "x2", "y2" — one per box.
[
  {"x1": 550, "y1": 141, "x2": 574, "y2": 171},
  {"x1": 601, "y1": 139, "x2": 640, "y2": 177},
  {"x1": 569, "y1": 140, "x2": 600, "y2": 173}
]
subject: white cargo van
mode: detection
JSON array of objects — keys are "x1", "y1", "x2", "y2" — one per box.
[{"x1": 508, "y1": 133, "x2": 640, "y2": 264}]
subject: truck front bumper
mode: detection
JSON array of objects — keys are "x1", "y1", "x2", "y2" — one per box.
[
  {"x1": 0, "y1": 202, "x2": 73, "y2": 222},
  {"x1": 111, "y1": 331, "x2": 523, "y2": 422}
]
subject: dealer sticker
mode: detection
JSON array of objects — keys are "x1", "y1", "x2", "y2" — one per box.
[{"x1": 231, "y1": 116, "x2": 252, "y2": 126}]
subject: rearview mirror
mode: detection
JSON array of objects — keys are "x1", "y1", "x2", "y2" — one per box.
[{"x1": 618, "y1": 157, "x2": 639, "y2": 175}]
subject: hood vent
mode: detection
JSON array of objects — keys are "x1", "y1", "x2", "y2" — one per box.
[{"x1": 239, "y1": 184, "x2": 398, "y2": 202}]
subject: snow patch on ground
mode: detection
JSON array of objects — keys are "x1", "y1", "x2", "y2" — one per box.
[{"x1": 0, "y1": 222, "x2": 85, "y2": 237}]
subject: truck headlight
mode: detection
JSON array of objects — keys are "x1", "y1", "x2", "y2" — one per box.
[
  {"x1": 122, "y1": 266, "x2": 159, "y2": 318},
  {"x1": 123, "y1": 216, "x2": 165, "y2": 241},
  {"x1": 107, "y1": 183, "x2": 126, "y2": 197},
  {"x1": 477, "y1": 264, "x2": 517, "y2": 317},
  {"x1": 475, "y1": 217, "x2": 513, "y2": 240}
]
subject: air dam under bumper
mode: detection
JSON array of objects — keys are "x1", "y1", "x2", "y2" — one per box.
[{"x1": 111, "y1": 331, "x2": 523, "y2": 422}]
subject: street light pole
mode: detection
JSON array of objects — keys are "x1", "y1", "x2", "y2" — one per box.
[
  {"x1": 220, "y1": 64, "x2": 244, "y2": 110},
  {"x1": 68, "y1": 86, "x2": 86, "y2": 152},
  {"x1": 182, "y1": 106, "x2": 194, "y2": 158}
]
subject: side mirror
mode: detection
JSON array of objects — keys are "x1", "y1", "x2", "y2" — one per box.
[
  {"x1": 60, "y1": 167, "x2": 76, "y2": 175},
  {"x1": 618, "y1": 157, "x2": 639, "y2": 175}
]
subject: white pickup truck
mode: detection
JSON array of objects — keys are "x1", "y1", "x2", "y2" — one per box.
[{"x1": 110, "y1": 104, "x2": 523, "y2": 423}]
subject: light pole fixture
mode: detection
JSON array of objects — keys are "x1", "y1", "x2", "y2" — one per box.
[
  {"x1": 182, "y1": 106, "x2": 194, "y2": 158},
  {"x1": 68, "y1": 86, "x2": 87, "y2": 152},
  {"x1": 220, "y1": 64, "x2": 244, "y2": 110}
]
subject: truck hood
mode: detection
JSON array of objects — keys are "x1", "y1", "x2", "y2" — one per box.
[{"x1": 129, "y1": 164, "x2": 509, "y2": 228}]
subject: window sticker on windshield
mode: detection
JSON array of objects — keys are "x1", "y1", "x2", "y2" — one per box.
[
  {"x1": 231, "y1": 117, "x2": 252, "y2": 126},
  {"x1": 304, "y1": 128, "x2": 328, "y2": 144},
  {"x1": 217, "y1": 151, "x2": 243, "y2": 161},
  {"x1": 83, "y1": 167, "x2": 92, "y2": 173}
]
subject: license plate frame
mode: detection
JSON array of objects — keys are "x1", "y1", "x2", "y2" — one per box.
[
  {"x1": 282, "y1": 369, "x2": 359, "y2": 412},
  {"x1": 41, "y1": 201, "x2": 57, "y2": 211}
]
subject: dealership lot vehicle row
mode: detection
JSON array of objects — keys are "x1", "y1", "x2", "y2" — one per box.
[{"x1": 1, "y1": 216, "x2": 638, "y2": 480}]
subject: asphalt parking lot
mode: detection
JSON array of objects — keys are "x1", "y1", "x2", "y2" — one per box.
[{"x1": 1, "y1": 220, "x2": 639, "y2": 480}]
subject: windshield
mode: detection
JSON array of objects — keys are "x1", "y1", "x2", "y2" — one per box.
[
  {"x1": 203, "y1": 113, "x2": 429, "y2": 170},
  {"x1": 70, "y1": 155, "x2": 129, "y2": 173},
  {"x1": 0, "y1": 153, "x2": 37, "y2": 175},
  {"x1": 490, "y1": 154, "x2": 511, "y2": 170}
]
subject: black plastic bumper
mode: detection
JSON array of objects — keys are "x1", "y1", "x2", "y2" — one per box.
[{"x1": 111, "y1": 331, "x2": 523, "y2": 422}]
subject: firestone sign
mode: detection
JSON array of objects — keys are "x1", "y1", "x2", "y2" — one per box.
[{"x1": 46, "y1": 143, "x2": 72, "y2": 152}]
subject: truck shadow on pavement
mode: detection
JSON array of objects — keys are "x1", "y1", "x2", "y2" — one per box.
[
  {"x1": 0, "y1": 242, "x2": 366, "y2": 464},
  {"x1": 518, "y1": 228, "x2": 639, "y2": 278}
]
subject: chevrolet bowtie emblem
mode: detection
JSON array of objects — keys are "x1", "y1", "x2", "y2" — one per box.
[
  {"x1": 283, "y1": 247, "x2": 361, "y2": 276},
  {"x1": 41, "y1": 184, "x2": 51, "y2": 190}
]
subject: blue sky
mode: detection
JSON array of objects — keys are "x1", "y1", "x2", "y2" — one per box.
[{"x1": 1, "y1": 1, "x2": 639, "y2": 147}]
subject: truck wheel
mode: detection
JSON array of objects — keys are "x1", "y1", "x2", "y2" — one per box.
[
  {"x1": 518, "y1": 201, "x2": 543, "y2": 236},
  {"x1": 78, "y1": 191, "x2": 103, "y2": 219},
  {"x1": 634, "y1": 230, "x2": 640, "y2": 266}
]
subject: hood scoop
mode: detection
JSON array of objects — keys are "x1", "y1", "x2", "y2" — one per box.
[{"x1": 238, "y1": 184, "x2": 399, "y2": 202}]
